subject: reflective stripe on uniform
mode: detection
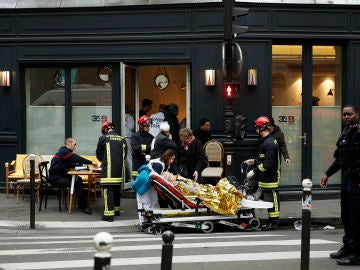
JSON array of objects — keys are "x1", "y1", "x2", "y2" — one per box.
[
  {"x1": 106, "y1": 142, "x2": 111, "y2": 178},
  {"x1": 141, "y1": 144, "x2": 147, "y2": 152},
  {"x1": 258, "y1": 164, "x2": 266, "y2": 172},
  {"x1": 100, "y1": 177, "x2": 123, "y2": 184},
  {"x1": 258, "y1": 181, "x2": 279, "y2": 189},
  {"x1": 132, "y1": 171, "x2": 138, "y2": 177}
]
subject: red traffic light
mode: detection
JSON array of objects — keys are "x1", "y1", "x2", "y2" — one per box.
[{"x1": 224, "y1": 83, "x2": 239, "y2": 99}]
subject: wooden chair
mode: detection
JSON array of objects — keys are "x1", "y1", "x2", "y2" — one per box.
[
  {"x1": 80, "y1": 155, "x2": 101, "y2": 201},
  {"x1": 201, "y1": 140, "x2": 224, "y2": 183},
  {"x1": 5, "y1": 154, "x2": 28, "y2": 198},
  {"x1": 15, "y1": 154, "x2": 43, "y2": 201}
]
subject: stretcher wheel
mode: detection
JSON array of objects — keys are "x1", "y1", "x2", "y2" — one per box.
[
  {"x1": 155, "y1": 228, "x2": 162, "y2": 235},
  {"x1": 248, "y1": 218, "x2": 260, "y2": 229},
  {"x1": 202, "y1": 221, "x2": 215, "y2": 233}
]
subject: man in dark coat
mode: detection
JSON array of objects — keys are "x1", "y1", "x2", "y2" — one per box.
[{"x1": 49, "y1": 138, "x2": 97, "y2": 214}]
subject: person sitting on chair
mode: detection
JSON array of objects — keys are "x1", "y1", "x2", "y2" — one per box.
[{"x1": 49, "y1": 138, "x2": 98, "y2": 214}]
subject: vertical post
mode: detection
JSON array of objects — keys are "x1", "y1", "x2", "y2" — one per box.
[
  {"x1": 94, "y1": 232, "x2": 113, "y2": 270},
  {"x1": 300, "y1": 178, "x2": 312, "y2": 270},
  {"x1": 161, "y1": 231, "x2": 175, "y2": 270},
  {"x1": 29, "y1": 154, "x2": 36, "y2": 229}
]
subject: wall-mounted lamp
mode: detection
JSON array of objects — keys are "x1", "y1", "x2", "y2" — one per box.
[
  {"x1": 327, "y1": 88, "x2": 334, "y2": 96},
  {"x1": 0, "y1": 71, "x2": 10, "y2": 87},
  {"x1": 247, "y1": 68, "x2": 257, "y2": 86},
  {"x1": 205, "y1": 69, "x2": 216, "y2": 86}
]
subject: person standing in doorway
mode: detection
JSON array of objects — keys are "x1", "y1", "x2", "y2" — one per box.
[
  {"x1": 96, "y1": 121, "x2": 127, "y2": 222},
  {"x1": 149, "y1": 104, "x2": 167, "y2": 137},
  {"x1": 320, "y1": 104, "x2": 360, "y2": 266},
  {"x1": 164, "y1": 103, "x2": 180, "y2": 146},
  {"x1": 139, "y1": 98, "x2": 153, "y2": 117},
  {"x1": 244, "y1": 116, "x2": 280, "y2": 231},
  {"x1": 193, "y1": 118, "x2": 212, "y2": 146}
]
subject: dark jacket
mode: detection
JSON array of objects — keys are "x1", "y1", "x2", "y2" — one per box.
[
  {"x1": 193, "y1": 129, "x2": 212, "y2": 146},
  {"x1": 164, "y1": 104, "x2": 180, "y2": 146},
  {"x1": 49, "y1": 146, "x2": 92, "y2": 182},
  {"x1": 253, "y1": 133, "x2": 280, "y2": 189},
  {"x1": 96, "y1": 130, "x2": 127, "y2": 185},
  {"x1": 272, "y1": 125, "x2": 289, "y2": 161},
  {"x1": 130, "y1": 130, "x2": 154, "y2": 171},
  {"x1": 150, "y1": 131, "x2": 177, "y2": 159},
  {"x1": 178, "y1": 139, "x2": 205, "y2": 179}
]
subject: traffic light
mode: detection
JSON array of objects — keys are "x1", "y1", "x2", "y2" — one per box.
[
  {"x1": 222, "y1": 40, "x2": 243, "y2": 80},
  {"x1": 224, "y1": 83, "x2": 239, "y2": 99},
  {"x1": 233, "y1": 114, "x2": 247, "y2": 139},
  {"x1": 224, "y1": 0, "x2": 249, "y2": 41}
]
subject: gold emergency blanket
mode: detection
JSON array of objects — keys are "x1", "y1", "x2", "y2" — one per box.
[{"x1": 174, "y1": 177, "x2": 243, "y2": 215}]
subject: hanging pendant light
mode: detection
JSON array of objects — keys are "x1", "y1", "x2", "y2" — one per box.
[{"x1": 327, "y1": 88, "x2": 334, "y2": 96}]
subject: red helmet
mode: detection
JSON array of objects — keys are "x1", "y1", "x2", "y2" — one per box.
[
  {"x1": 101, "y1": 121, "x2": 115, "y2": 134},
  {"x1": 138, "y1": 115, "x2": 152, "y2": 126},
  {"x1": 254, "y1": 116, "x2": 271, "y2": 129}
]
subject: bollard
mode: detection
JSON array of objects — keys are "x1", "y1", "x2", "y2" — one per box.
[
  {"x1": 29, "y1": 154, "x2": 36, "y2": 229},
  {"x1": 300, "y1": 178, "x2": 312, "y2": 270},
  {"x1": 94, "y1": 232, "x2": 113, "y2": 270},
  {"x1": 161, "y1": 231, "x2": 175, "y2": 270}
]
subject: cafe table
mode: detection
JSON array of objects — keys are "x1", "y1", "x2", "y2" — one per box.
[{"x1": 67, "y1": 168, "x2": 101, "y2": 214}]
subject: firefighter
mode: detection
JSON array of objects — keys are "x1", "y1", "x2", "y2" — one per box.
[
  {"x1": 320, "y1": 105, "x2": 360, "y2": 266},
  {"x1": 244, "y1": 116, "x2": 280, "y2": 231},
  {"x1": 96, "y1": 121, "x2": 127, "y2": 222},
  {"x1": 131, "y1": 115, "x2": 154, "y2": 177}
]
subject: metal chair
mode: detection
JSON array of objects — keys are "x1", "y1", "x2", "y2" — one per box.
[
  {"x1": 38, "y1": 161, "x2": 68, "y2": 212},
  {"x1": 201, "y1": 140, "x2": 224, "y2": 182}
]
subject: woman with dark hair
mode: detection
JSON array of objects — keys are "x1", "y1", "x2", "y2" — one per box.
[{"x1": 134, "y1": 149, "x2": 177, "y2": 225}]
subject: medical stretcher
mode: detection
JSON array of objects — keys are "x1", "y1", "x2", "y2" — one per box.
[{"x1": 140, "y1": 174, "x2": 273, "y2": 234}]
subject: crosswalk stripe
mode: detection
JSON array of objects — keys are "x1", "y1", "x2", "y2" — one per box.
[
  {"x1": 0, "y1": 220, "x2": 139, "y2": 228},
  {"x1": 0, "y1": 251, "x2": 333, "y2": 270},
  {"x1": 0, "y1": 233, "x2": 285, "y2": 245},
  {"x1": 0, "y1": 239, "x2": 337, "y2": 256}
]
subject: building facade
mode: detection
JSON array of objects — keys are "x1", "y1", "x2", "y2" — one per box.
[{"x1": 1, "y1": 0, "x2": 360, "y2": 191}]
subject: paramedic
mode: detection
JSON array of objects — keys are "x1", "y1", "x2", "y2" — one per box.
[
  {"x1": 244, "y1": 116, "x2": 280, "y2": 231},
  {"x1": 131, "y1": 115, "x2": 154, "y2": 175},
  {"x1": 320, "y1": 104, "x2": 360, "y2": 266},
  {"x1": 96, "y1": 121, "x2": 127, "y2": 222}
]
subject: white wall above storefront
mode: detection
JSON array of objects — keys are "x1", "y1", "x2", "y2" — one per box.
[{"x1": 0, "y1": 0, "x2": 359, "y2": 9}]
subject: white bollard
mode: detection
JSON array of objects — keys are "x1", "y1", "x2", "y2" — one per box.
[{"x1": 94, "y1": 232, "x2": 113, "y2": 270}]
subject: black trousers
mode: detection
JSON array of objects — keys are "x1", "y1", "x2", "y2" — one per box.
[
  {"x1": 261, "y1": 188, "x2": 280, "y2": 222},
  {"x1": 51, "y1": 176, "x2": 88, "y2": 209},
  {"x1": 341, "y1": 176, "x2": 360, "y2": 256},
  {"x1": 102, "y1": 185, "x2": 121, "y2": 217}
]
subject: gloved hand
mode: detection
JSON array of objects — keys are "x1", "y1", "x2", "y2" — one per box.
[
  {"x1": 244, "y1": 159, "x2": 255, "y2": 165},
  {"x1": 246, "y1": 169, "x2": 255, "y2": 179}
]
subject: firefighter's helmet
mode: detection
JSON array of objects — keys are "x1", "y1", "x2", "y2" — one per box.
[
  {"x1": 138, "y1": 115, "x2": 152, "y2": 126},
  {"x1": 254, "y1": 116, "x2": 271, "y2": 130},
  {"x1": 101, "y1": 121, "x2": 115, "y2": 134}
]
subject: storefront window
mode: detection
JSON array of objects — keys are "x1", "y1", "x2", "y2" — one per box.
[
  {"x1": 71, "y1": 67, "x2": 112, "y2": 155},
  {"x1": 26, "y1": 67, "x2": 65, "y2": 155}
]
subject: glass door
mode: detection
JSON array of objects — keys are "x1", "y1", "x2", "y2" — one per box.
[
  {"x1": 272, "y1": 45, "x2": 342, "y2": 187},
  {"x1": 121, "y1": 63, "x2": 137, "y2": 190}
]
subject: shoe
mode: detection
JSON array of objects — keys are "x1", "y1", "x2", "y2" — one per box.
[
  {"x1": 330, "y1": 247, "x2": 349, "y2": 259},
  {"x1": 336, "y1": 255, "x2": 360, "y2": 265},
  {"x1": 115, "y1": 211, "x2": 121, "y2": 216},
  {"x1": 261, "y1": 222, "x2": 278, "y2": 231},
  {"x1": 101, "y1": 216, "x2": 114, "y2": 222},
  {"x1": 82, "y1": 207, "x2": 93, "y2": 215}
]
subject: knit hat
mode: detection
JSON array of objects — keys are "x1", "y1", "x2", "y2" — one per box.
[{"x1": 159, "y1": 121, "x2": 170, "y2": 132}]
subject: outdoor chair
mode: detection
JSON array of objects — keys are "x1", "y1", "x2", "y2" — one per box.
[
  {"x1": 201, "y1": 140, "x2": 224, "y2": 183},
  {"x1": 38, "y1": 161, "x2": 68, "y2": 212}
]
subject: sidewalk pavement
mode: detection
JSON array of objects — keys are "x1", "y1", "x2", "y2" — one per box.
[{"x1": 0, "y1": 191, "x2": 341, "y2": 231}]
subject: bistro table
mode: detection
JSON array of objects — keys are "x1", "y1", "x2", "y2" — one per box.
[{"x1": 67, "y1": 169, "x2": 101, "y2": 214}]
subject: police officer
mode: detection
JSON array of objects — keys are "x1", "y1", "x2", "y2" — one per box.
[
  {"x1": 96, "y1": 121, "x2": 127, "y2": 222},
  {"x1": 244, "y1": 116, "x2": 280, "y2": 231},
  {"x1": 131, "y1": 115, "x2": 154, "y2": 177},
  {"x1": 320, "y1": 104, "x2": 360, "y2": 266}
]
